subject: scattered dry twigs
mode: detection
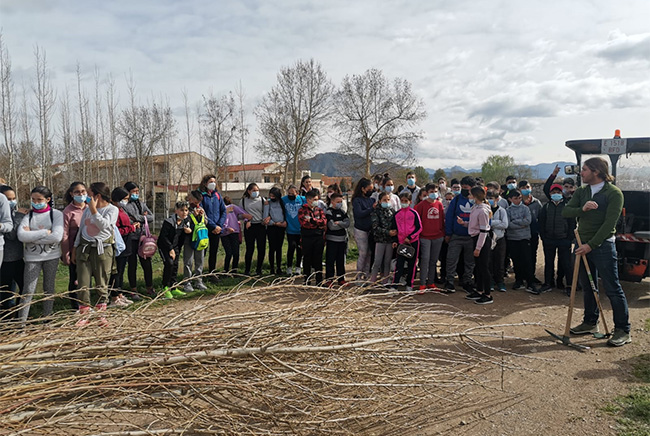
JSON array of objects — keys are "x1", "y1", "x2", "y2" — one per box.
[{"x1": 0, "y1": 281, "x2": 542, "y2": 435}]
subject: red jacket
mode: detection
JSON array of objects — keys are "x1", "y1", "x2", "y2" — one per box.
[
  {"x1": 298, "y1": 204, "x2": 326, "y2": 236},
  {"x1": 116, "y1": 207, "x2": 135, "y2": 237},
  {"x1": 414, "y1": 200, "x2": 445, "y2": 239}
]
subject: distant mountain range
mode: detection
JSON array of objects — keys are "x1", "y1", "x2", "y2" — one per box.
[{"x1": 303, "y1": 152, "x2": 575, "y2": 180}]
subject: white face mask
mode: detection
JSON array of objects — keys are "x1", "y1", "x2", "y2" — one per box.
[
  {"x1": 251, "y1": 191, "x2": 259, "y2": 199},
  {"x1": 207, "y1": 182, "x2": 217, "y2": 191},
  {"x1": 119, "y1": 199, "x2": 128, "y2": 206},
  {"x1": 400, "y1": 202, "x2": 409, "y2": 209}
]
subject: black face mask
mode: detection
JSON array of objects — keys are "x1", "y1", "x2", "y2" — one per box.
[
  {"x1": 288, "y1": 195, "x2": 296, "y2": 201},
  {"x1": 364, "y1": 190, "x2": 372, "y2": 197},
  {"x1": 461, "y1": 189, "x2": 470, "y2": 197},
  {"x1": 271, "y1": 197, "x2": 278, "y2": 202}
]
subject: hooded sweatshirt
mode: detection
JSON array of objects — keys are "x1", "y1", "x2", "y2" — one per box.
[
  {"x1": 445, "y1": 194, "x2": 472, "y2": 237},
  {"x1": 393, "y1": 207, "x2": 422, "y2": 245},
  {"x1": 468, "y1": 202, "x2": 491, "y2": 251},
  {"x1": 0, "y1": 193, "x2": 12, "y2": 250},
  {"x1": 490, "y1": 205, "x2": 509, "y2": 240},
  {"x1": 282, "y1": 195, "x2": 307, "y2": 235},
  {"x1": 506, "y1": 202, "x2": 532, "y2": 241}
]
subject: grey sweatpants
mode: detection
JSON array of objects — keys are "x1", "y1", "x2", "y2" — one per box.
[
  {"x1": 19, "y1": 258, "x2": 59, "y2": 322},
  {"x1": 370, "y1": 242, "x2": 393, "y2": 280},
  {"x1": 420, "y1": 237, "x2": 443, "y2": 287},
  {"x1": 445, "y1": 234, "x2": 475, "y2": 285},
  {"x1": 183, "y1": 241, "x2": 205, "y2": 286},
  {"x1": 354, "y1": 228, "x2": 371, "y2": 277}
]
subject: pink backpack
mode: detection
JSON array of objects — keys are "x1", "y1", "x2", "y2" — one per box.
[{"x1": 138, "y1": 219, "x2": 158, "y2": 259}]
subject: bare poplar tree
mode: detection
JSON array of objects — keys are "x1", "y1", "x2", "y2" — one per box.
[
  {"x1": 200, "y1": 92, "x2": 235, "y2": 183},
  {"x1": 117, "y1": 79, "x2": 175, "y2": 205},
  {"x1": 19, "y1": 79, "x2": 38, "y2": 194},
  {"x1": 106, "y1": 74, "x2": 119, "y2": 187},
  {"x1": 94, "y1": 66, "x2": 107, "y2": 181},
  {"x1": 76, "y1": 63, "x2": 93, "y2": 182},
  {"x1": 234, "y1": 81, "x2": 249, "y2": 186},
  {"x1": 33, "y1": 46, "x2": 56, "y2": 187},
  {"x1": 59, "y1": 86, "x2": 74, "y2": 186},
  {"x1": 181, "y1": 88, "x2": 194, "y2": 189},
  {"x1": 0, "y1": 32, "x2": 17, "y2": 187},
  {"x1": 333, "y1": 68, "x2": 426, "y2": 177},
  {"x1": 255, "y1": 59, "x2": 333, "y2": 186}
]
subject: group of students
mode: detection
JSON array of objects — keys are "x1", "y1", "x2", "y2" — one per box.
[
  {"x1": 351, "y1": 169, "x2": 578, "y2": 305},
  {"x1": 0, "y1": 168, "x2": 578, "y2": 326}
]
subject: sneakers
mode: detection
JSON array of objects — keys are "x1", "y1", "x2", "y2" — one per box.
[
  {"x1": 462, "y1": 282, "x2": 476, "y2": 294},
  {"x1": 195, "y1": 281, "x2": 208, "y2": 291},
  {"x1": 465, "y1": 291, "x2": 482, "y2": 300},
  {"x1": 475, "y1": 294, "x2": 494, "y2": 305},
  {"x1": 171, "y1": 289, "x2": 187, "y2": 297},
  {"x1": 607, "y1": 329, "x2": 631, "y2": 347},
  {"x1": 405, "y1": 286, "x2": 414, "y2": 292},
  {"x1": 286, "y1": 267, "x2": 293, "y2": 275},
  {"x1": 513, "y1": 281, "x2": 526, "y2": 290},
  {"x1": 294, "y1": 267, "x2": 301, "y2": 275},
  {"x1": 118, "y1": 294, "x2": 134, "y2": 305},
  {"x1": 108, "y1": 297, "x2": 129, "y2": 309},
  {"x1": 417, "y1": 285, "x2": 427, "y2": 294},
  {"x1": 95, "y1": 303, "x2": 108, "y2": 327},
  {"x1": 162, "y1": 289, "x2": 174, "y2": 300},
  {"x1": 75, "y1": 305, "x2": 93, "y2": 327},
  {"x1": 183, "y1": 284, "x2": 195, "y2": 293},
  {"x1": 497, "y1": 283, "x2": 507, "y2": 292},
  {"x1": 564, "y1": 286, "x2": 572, "y2": 297},
  {"x1": 525, "y1": 285, "x2": 541, "y2": 295},
  {"x1": 570, "y1": 322, "x2": 599, "y2": 335},
  {"x1": 539, "y1": 284, "x2": 553, "y2": 293},
  {"x1": 444, "y1": 282, "x2": 456, "y2": 293}
]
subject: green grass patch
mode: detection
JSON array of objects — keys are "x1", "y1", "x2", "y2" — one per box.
[
  {"x1": 604, "y1": 386, "x2": 650, "y2": 436},
  {"x1": 644, "y1": 318, "x2": 650, "y2": 331}
]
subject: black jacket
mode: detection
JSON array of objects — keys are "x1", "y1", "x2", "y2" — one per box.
[
  {"x1": 158, "y1": 215, "x2": 189, "y2": 252},
  {"x1": 539, "y1": 199, "x2": 575, "y2": 240}
]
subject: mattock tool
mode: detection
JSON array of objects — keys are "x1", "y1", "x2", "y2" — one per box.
[
  {"x1": 574, "y1": 229, "x2": 611, "y2": 339},
  {"x1": 545, "y1": 245, "x2": 590, "y2": 351}
]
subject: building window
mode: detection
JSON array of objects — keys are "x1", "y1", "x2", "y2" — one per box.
[{"x1": 264, "y1": 176, "x2": 270, "y2": 183}]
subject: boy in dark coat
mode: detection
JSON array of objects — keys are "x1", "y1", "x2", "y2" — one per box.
[{"x1": 158, "y1": 201, "x2": 191, "y2": 298}]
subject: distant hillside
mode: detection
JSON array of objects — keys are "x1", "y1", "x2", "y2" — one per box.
[{"x1": 304, "y1": 152, "x2": 575, "y2": 181}]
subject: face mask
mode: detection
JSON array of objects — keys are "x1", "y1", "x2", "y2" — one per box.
[
  {"x1": 364, "y1": 190, "x2": 372, "y2": 197},
  {"x1": 400, "y1": 202, "x2": 409, "y2": 209},
  {"x1": 130, "y1": 194, "x2": 139, "y2": 201},
  {"x1": 251, "y1": 191, "x2": 259, "y2": 199},
  {"x1": 119, "y1": 200, "x2": 129, "y2": 206},
  {"x1": 311, "y1": 200, "x2": 319, "y2": 208},
  {"x1": 385, "y1": 186, "x2": 394, "y2": 193},
  {"x1": 406, "y1": 178, "x2": 415, "y2": 187},
  {"x1": 521, "y1": 189, "x2": 531, "y2": 196},
  {"x1": 551, "y1": 193, "x2": 563, "y2": 202},
  {"x1": 563, "y1": 189, "x2": 571, "y2": 196},
  {"x1": 334, "y1": 202, "x2": 343, "y2": 209},
  {"x1": 439, "y1": 182, "x2": 446, "y2": 189},
  {"x1": 468, "y1": 199, "x2": 475, "y2": 206},
  {"x1": 488, "y1": 199, "x2": 495, "y2": 206},
  {"x1": 73, "y1": 194, "x2": 87, "y2": 204},
  {"x1": 373, "y1": 183, "x2": 380, "y2": 191},
  {"x1": 461, "y1": 189, "x2": 469, "y2": 197},
  {"x1": 270, "y1": 197, "x2": 278, "y2": 202},
  {"x1": 381, "y1": 202, "x2": 390, "y2": 209},
  {"x1": 288, "y1": 195, "x2": 296, "y2": 201},
  {"x1": 507, "y1": 183, "x2": 516, "y2": 190},
  {"x1": 452, "y1": 190, "x2": 461, "y2": 196},
  {"x1": 8, "y1": 200, "x2": 17, "y2": 209},
  {"x1": 32, "y1": 202, "x2": 47, "y2": 210},
  {"x1": 428, "y1": 192, "x2": 439, "y2": 200},
  {"x1": 207, "y1": 182, "x2": 217, "y2": 191}
]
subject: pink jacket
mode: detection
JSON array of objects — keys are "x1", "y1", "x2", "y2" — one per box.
[
  {"x1": 394, "y1": 207, "x2": 422, "y2": 244},
  {"x1": 468, "y1": 202, "x2": 491, "y2": 251},
  {"x1": 61, "y1": 202, "x2": 86, "y2": 265}
]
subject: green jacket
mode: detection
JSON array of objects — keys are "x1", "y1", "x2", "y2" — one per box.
[{"x1": 562, "y1": 181, "x2": 623, "y2": 250}]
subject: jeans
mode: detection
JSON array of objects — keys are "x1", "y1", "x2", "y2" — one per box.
[
  {"x1": 128, "y1": 247, "x2": 153, "y2": 290},
  {"x1": 542, "y1": 238, "x2": 572, "y2": 286},
  {"x1": 267, "y1": 226, "x2": 285, "y2": 273},
  {"x1": 473, "y1": 235, "x2": 492, "y2": 294},
  {"x1": 160, "y1": 247, "x2": 181, "y2": 288},
  {"x1": 183, "y1": 240, "x2": 206, "y2": 283},
  {"x1": 445, "y1": 235, "x2": 475, "y2": 285},
  {"x1": 244, "y1": 223, "x2": 266, "y2": 274},
  {"x1": 301, "y1": 234, "x2": 324, "y2": 283},
  {"x1": 370, "y1": 242, "x2": 393, "y2": 281},
  {"x1": 207, "y1": 232, "x2": 221, "y2": 273},
  {"x1": 354, "y1": 228, "x2": 371, "y2": 277},
  {"x1": 507, "y1": 239, "x2": 534, "y2": 285},
  {"x1": 1, "y1": 258, "x2": 24, "y2": 320},
  {"x1": 419, "y1": 237, "x2": 443, "y2": 287},
  {"x1": 326, "y1": 240, "x2": 347, "y2": 282},
  {"x1": 286, "y1": 233, "x2": 302, "y2": 270},
  {"x1": 490, "y1": 237, "x2": 506, "y2": 285},
  {"x1": 579, "y1": 240, "x2": 630, "y2": 332},
  {"x1": 221, "y1": 233, "x2": 240, "y2": 272}
]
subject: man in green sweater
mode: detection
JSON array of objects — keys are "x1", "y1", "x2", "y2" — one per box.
[{"x1": 562, "y1": 157, "x2": 631, "y2": 346}]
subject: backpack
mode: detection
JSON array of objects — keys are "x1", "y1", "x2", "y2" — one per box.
[
  {"x1": 138, "y1": 219, "x2": 158, "y2": 259},
  {"x1": 190, "y1": 213, "x2": 209, "y2": 251}
]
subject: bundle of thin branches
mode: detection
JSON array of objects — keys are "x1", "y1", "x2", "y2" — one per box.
[{"x1": 0, "y1": 281, "x2": 543, "y2": 435}]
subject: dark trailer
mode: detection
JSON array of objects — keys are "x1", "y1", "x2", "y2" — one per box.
[{"x1": 564, "y1": 133, "x2": 650, "y2": 282}]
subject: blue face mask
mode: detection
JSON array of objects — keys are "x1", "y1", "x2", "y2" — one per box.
[
  {"x1": 468, "y1": 199, "x2": 475, "y2": 206},
  {"x1": 507, "y1": 183, "x2": 516, "y2": 190},
  {"x1": 551, "y1": 193, "x2": 563, "y2": 202},
  {"x1": 32, "y1": 202, "x2": 47, "y2": 210},
  {"x1": 406, "y1": 178, "x2": 415, "y2": 186},
  {"x1": 521, "y1": 189, "x2": 531, "y2": 196},
  {"x1": 73, "y1": 194, "x2": 87, "y2": 204},
  {"x1": 452, "y1": 190, "x2": 461, "y2": 196},
  {"x1": 8, "y1": 200, "x2": 17, "y2": 209},
  {"x1": 428, "y1": 192, "x2": 439, "y2": 200},
  {"x1": 130, "y1": 194, "x2": 139, "y2": 201},
  {"x1": 488, "y1": 199, "x2": 495, "y2": 206},
  {"x1": 251, "y1": 191, "x2": 259, "y2": 199},
  {"x1": 400, "y1": 202, "x2": 410, "y2": 209},
  {"x1": 385, "y1": 186, "x2": 394, "y2": 193},
  {"x1": 381, "y1": 202, "x2": 390, "y2": 209}
]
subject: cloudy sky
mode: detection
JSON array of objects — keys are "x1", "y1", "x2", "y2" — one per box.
[{"x1": 1, "y1": 0, "x2": 649, "y2": 170}]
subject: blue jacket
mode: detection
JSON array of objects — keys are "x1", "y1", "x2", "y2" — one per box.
[
  {"x1": 282, "y1": 195, "x2": 306, "y2": 235},
  {"x1": 445, "y1": 195, "x2": 471, "y2": 237},
  {"x1": 352, "y1": 196, "x2": 376, "y2": 232},
  {"x1": 201, "y1": 191, "x2": 226, "y2": 231}
]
